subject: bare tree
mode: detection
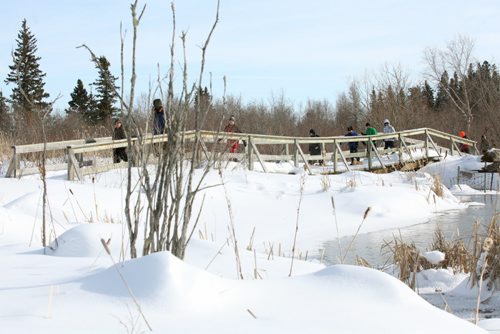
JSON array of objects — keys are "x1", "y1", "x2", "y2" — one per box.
[
  {"x1": 79, "y1": 1, "x2": 221, "y2": 260},
  {"x1": 424, "y1": 35, "x2": 475, "y2": 132},
  {"x1": 138, "y1": 1, "x2": 221, "y2": 259}
]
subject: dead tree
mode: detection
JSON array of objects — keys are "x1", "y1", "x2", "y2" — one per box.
[
  {"x1": 140, "y1": 1, "x2": 221, "y2": 259},
  {"x1": 424, "y1": 35, "x2": 475, "y2": 132}
]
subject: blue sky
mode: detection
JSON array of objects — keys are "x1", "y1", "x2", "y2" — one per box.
[{"x1": 1, "y1": 0, "x2": 499, "y2": 112}]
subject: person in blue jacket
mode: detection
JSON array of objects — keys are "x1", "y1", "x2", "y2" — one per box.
[{"x1": 153, "y1": 98, "x2": 165, "y2": 135}]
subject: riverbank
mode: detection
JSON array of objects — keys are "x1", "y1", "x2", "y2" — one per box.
[{"x1": 0, "y1": 156, "x2": 496, "y2": 333}]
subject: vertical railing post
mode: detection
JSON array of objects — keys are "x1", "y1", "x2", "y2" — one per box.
[
  {"x1": 333, "y1": 139, "x2": 338, "y2": 173},
  {"x1": 398, "y1": 133, "x2": 403, "y2": 165},
  {"x1": 248, "y1": 136, "x2": 253, "y2": 171},
  {"x1": 450, "y1": 137, "x2": 455, "y2": 155},
  {"x1": 425, "y1": 129, "x2": 429, "y2": 160},
  {"x1": 67, "y1": 147, "x2": 74, "y2": 181},
  {"x1": 367, "y1": 139, "x2": 373, "y2": 171},
  {"x1": 293, "y1": 139, "x2": 298, "y2": 167}
]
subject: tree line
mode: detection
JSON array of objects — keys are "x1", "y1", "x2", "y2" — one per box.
[{"x1": 1, "y1": 20, "x2": 498, "y2": 147}]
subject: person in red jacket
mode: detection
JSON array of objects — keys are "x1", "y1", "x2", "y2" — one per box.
[
  {"x1": 459, "y1": 131, "x2": 471, "y2": 154},
  {"x1": 224, "y1": 115, "x2": 242, "y2": 153}
]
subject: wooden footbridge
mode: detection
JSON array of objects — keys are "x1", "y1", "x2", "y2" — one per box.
[{"x1": 4, "y1": 128, "x2": 477, "y2": 180}]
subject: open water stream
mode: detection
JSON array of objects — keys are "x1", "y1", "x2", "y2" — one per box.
[{"x1": 322, "y1": 195, "x2": 500, "y2": 267}]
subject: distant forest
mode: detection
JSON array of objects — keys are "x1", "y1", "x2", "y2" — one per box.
[{"x1": 0, "y1": 20, "x2": 498, "y2": 148}]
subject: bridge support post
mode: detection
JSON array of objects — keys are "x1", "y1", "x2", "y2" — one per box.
[
  {"x1": 248, "y1": 136, "x2": 254, "y2": 171},
  {"x1": 425, "y1": 129, "x2": 429, "y2": 160},
  {"x1": 66, "y1": 147, "x2": 82, "y2": 181},
  {"x1": 398, "y1": 134, "x2": 403, "y2": 165},
  {"x1": 293, "y1": 139, "x2": 298, "y2": 167},
  {"x1": 333, "y1": 139, "x2": 338, "y2": 173},
  {"x1": 367, "y1": 139, "x2": 372, "y2": 171}
]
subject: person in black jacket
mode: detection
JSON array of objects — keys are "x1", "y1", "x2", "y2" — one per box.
[
  {"x1": 309, "y1": 129, "x2": 322, "y2": 164},
  {"x1": 345, "y1": 126, "x2": 360, "y2": 165},
  {"x1": 113, "y1": 119, "x2": 128, "y2": 163}
]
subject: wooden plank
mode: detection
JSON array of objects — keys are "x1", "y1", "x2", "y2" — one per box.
[
  {"x1": 452, "y1": 139, "x2": 463, "y2": 156},
  {"x1": 295, "y1": 142, "x2": 312, "y2": 175},
  {"x1": 198, "y1": 136, "x2": 211, "y2": 161},
  {"x1": 333, "y1": 140, "x2": 338, "y2": 173},
  {"x1": 67, "y1": 148, "x2": 82, "y2": 181},
  {"x1": 335, "y1": 141, "x2": 351, "y2": 172},
  {"x1": 250, "y1": 140, "x2": 268, "y2": 173},
  {"x1": 14, "y1": 136, "x2": 111, "y2": 154},
  {"x1": 426, "y1": 132, "x2": 442, "y2": 159},
  {"x1": 371, "y1": 145, "x2": 387, "y2": 170},
  {"x1": 428, "y1": 128, "x2": 475, "y2": 145},
  {"x1": 293, "y1": 139, "x2": 298, "y2": 167},
  {"x1": 400, "y1": 137, "x2": 416, "y2": 163},
  {"x1": 248, "y1": 137, "x2": 254, "y2": 171}
]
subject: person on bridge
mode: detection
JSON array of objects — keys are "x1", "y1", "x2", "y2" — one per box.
[
  {"x1": 363, "y1": 122, "x2": 378, "y2": 150},
  {"x1": 224, "y1": 115, "x2": 243, "y2": 154},
  {"x1": 382, "y1": 119, "x2": 396, "y2": 149},
  {"x1": 152, "y1": 98, "x2": 165, "y2": 135},
  {"x1": 458, "y1": 131, "x2": 471, "y2": 154},
  {"x1": 345, "y1": 126, "x2": 360, "y2": 165},
  {"x1": 112, "y1": 119, "x2": 128, "y2": 163},
  {"x1": 308, "y1": 129, "x2": 323, "y2": 165}
]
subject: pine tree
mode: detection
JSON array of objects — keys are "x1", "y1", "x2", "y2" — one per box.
[
  {"x1": 4, "y1": 19, "x2": 49, "y2": 121},
  {"x1": 92, "y1": 56, "x2": 118, "y2": 123},
  {"x1": 66, "y1": 79, "x2": 95, "y2": 123},
  {"x1": 421, "y1": 81, "x2": 435, "y2": 109},
  {"x1": 194, "y1": 86, "x2": 212, "y2": 111},
  {"x1": 435, "y1": 71, "x2": 450, "y2": 110}
]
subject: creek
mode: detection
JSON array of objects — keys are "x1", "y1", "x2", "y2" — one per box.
[{"x1": 322, "y1": 195, "x2": 500, "y2": 267}]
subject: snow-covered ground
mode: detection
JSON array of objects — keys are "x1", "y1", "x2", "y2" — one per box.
[{"x1": 0, "y1": 154, "x2": 498, "y2": 333}]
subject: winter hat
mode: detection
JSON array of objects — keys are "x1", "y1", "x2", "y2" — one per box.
[
  {"x1": 229, "y1": 115, "x2": 235, "y2": 121},
  {"x1": 309, "y1": 129, "x2": 316, "y2": 135},
  {"x1": 459, "y1": 131, "x2": 466, "y2": 138},
  {"x1": 384, "y1": 119, "x2": 390, "y2": 124},
  {"x1": 114, "y1": 118, "x2": 122, "y2": 124},
  {"x1": 153, "y1": 98, "x2": 163, "y2": 108}
]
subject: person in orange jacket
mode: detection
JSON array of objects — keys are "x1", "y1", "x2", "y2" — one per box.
[{"x1": 458, "y1": 131, "x2": 471, "y2": 154}]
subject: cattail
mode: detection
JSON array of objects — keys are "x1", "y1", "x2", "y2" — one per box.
[
  {"x1": 101, "y1": 238, "x2": 111, "y2": 255},
  {"x1": 483, "y1": 237, "x2": 494, "y2": 252},
  {"x1": 363, "y1": 207, "x2": 371, "y2": 220}
]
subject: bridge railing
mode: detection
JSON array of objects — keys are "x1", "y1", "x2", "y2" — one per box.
[{"x1": 4, "y1": 128, "x2": 477, "y2": 180}]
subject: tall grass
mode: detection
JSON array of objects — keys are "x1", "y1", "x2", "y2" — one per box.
[{"x1": 0, "y1": 133, "x2": 11, "y2": 159}]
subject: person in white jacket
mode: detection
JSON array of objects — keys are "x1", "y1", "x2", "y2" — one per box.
[{"x1": 383, "y1": 119, "x2": 396, "y2": 149}]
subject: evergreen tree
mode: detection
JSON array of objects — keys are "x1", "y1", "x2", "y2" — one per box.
[
  {"x1": 194, "y1": 86, "x2": 212, "y2": 111},
  {"x1": 435, "y1": 71, "x2": 450, "y2": 110},
  {"x1": 4, "y1": 19, "x2": 49, "y2": 120},
  {"x1": 66, "y1": 79, "x2": 94, "y2": 122},
  {"x1": 421, "y1": 81, "x2": 435, "y2": 109},
  {"x1": 92, "y1": 56, "x2": 118, "y2": 123}
]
